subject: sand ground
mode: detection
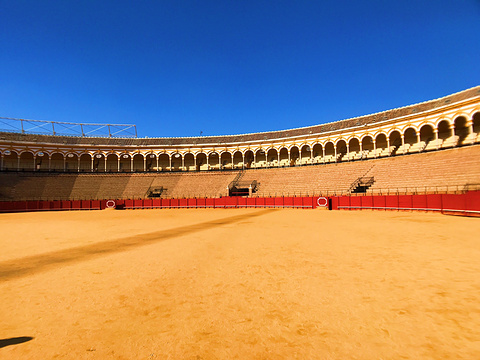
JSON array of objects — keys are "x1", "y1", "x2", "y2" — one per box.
[{"x1": 1, "y1": 208, "x2": 479, "y2": 359}]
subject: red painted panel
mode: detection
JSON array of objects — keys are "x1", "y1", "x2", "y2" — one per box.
[
  {"x1": 71, "y1": 200, "x2": 81, "y2": 210},
  {"x1": 26, "y1": 201, "x2": 39, "y2": 210},
  {"x1": 256, "y1": 197, "x2": 265, "y2": 207},
  {"x1": 442, "y1": 193, "x2": 465, "y2": 211},
  {"x1": 152, "y1": 199, "x2": 161, "y2": 207},
  {"x1": 361, "y1": 196, "x2": 373, "y2": 208},
  {"x1": 385, "y1": 195, "x2": 398, "y2": 210},
  {"x1": 265, "y1": 197, "x2": 275, "y2": 207},
  {"x1": 133, "y1": 199, "x2": 143, "y2": 208},
  {"x1": 1, "y1": 201, "x2": 15, "y2": 211},
  {"x1": 171, "y1": 198, "x2": 179, "y2": 208},
  {"x1": 284, "y1": 197, "x2": 294, "y2": 206},
  {"x1": 81, "y1": 200, "x2": 90, "y2": 209},
  {"x1": 338, "y1": 196, "x2": 350, "y2": 208},
  {"x1": 197, "y1": 198, "x2": 206, "y2": 207},
  {"x1": 426, "y1": 194, "x2": 442, "y2": 211},
  {"x1": 178, "y1": 198, "x2": 187, "y2": 208},
  {"x1": 91, "y1": 200, "x2": 101, "y2": 209},
  {"x1": 61, "y1": 201, "x2": 71, "y2": 210},
  {"x1": 331, "y1": 197, "x2": 339, "y2": 210},
  {"x1": 293, "y1": 197, "x2": 303, "y2": 207},
  {"x1": 125, "y1": 199, "x2": 134, "y2": 209},
  {"x1": 187, "y1": 198, "x2": 197, "y2": 208},
  {"x1": 350, "y1": 196, "x2": 362, "y2": 208},
  {"x1": 237, "y1": 197, "x2": 247, "y2": 207},
  {"x1": 215, "y1": 197, "x2": 226, "y2": 208},
  {"x1": 274, "y1": 197, "x2": 284, "y2": 207},
  {"x1": 144, "y1": 199, "x2": 153, "y2": 208},
  {"x1": 246, "y1": 197, "x2": 256, "y2": 207},
  {"x1": 465, "y1": 191, "x2": 480, "y2": 213},
  {"x1": 205, "y1": 198, "x2": 215, "y2": 207},
  {"x1": 373, "y1": 196, "x2": 386, "y2": 210},
  {"x1": 302, "y1": 197, "x2": 313, "y2": 209},
  {"x1": 412, "y1": 195, "x2": 427, "y2": 210},
  {"x1": 225, "y1": 197, "x2": 237, "y2": 207},
  {"x1": 398, "y1": 195, "x2": 412, "y2": 209},
  {"x1": 161, "y1": 198, "x2": 170, "y2": 208}
]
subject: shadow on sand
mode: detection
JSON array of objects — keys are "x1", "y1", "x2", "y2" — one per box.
[
  {"x1": 0, "y1": 337, "x2": 34, "y2": 349},
  {"x1": 0, "y1": 209, "x2": 276, "y2": 282}
]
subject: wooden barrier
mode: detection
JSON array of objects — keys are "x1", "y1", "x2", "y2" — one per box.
[{"x1": 0, "y1": 192, "x2": 478, "y2": 215}]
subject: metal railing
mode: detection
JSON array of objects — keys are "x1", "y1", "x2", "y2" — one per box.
[{"x1": 0, "y1": 117, "x2": 137, "y2": 138}]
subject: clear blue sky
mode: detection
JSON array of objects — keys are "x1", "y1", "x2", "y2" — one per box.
[{"x1": 1, "y1": 1, "x2": 479, "y2": 138}]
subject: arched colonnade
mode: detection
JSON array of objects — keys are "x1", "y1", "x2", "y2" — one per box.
[{"x1": 1, "y1": 112, "x2": 479, "y2": 172}]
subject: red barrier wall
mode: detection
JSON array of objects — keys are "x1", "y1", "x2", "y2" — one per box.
[{"x1": 0, "y1": 192, "x2": 478, "y2": 216}]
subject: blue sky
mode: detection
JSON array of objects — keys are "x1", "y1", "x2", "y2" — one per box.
[{"x1": 1, "y1": 1, "x2": 479, "y2": 138}]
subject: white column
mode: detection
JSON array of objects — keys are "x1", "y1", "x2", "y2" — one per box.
[
  {"x1": 77, "y1": 157, "x2": 80, "y2": 172},
  {"x1": 434, "y1": 129, "x2": 439, "y2": 149},
  {"x1": 156, "y1": 156, "x2": 159, "y2": 172},
  {"x1": 117, "y1": 157, "x2": 120, "y2": 172},
  {"x1": 104, "y1": 157, "x2": 107, "y2": 172},
  {"x1": 169, "y1": 156, "x2": 172, "y2": 171},
  {"x1": 130, "y1": 157, "x2": 134, "y2": 172},
  {"x1": 144, "y1": 156, "x2": 147, "y2": 172}
]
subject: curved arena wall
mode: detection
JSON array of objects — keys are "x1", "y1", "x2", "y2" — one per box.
[{"x1": 0, "y1": 86, "x2": 479, "y2": 173}]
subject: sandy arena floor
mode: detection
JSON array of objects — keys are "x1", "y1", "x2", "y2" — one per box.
[{"x1": 1, "y1": 208, "x2": 479, "y2": 359}]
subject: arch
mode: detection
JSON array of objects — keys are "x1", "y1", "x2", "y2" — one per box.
[
  {"x1": 374, "y1": 133, "x2": 388, "y2": 157},
  {"x1": 335, "y1": 139, "x2": 347, "y2": 162},
  {"x1": 290, "y1": 146, "x2": 299, "y2": 166},
  {"x1": 207, "y1": 152, "x2": 219, "y2": 170},
  {"x1": 79, "y1": 153, "x2": 91, "y2": 172},
  {"x1": 419, "y1": 124, "x2": 434, "y2": 143},
  {"x1": 132, "y1": 153, "x2": 144, "y2": 172},
  {"x1": 50, "y1": 152, "x2": 64, "y2": 171},
  {"x1": 18, "y1": 151, "x2": 35, "y2": 171},
  {"x1": 324, "y1": 141, "x2": 335, "y2": 163},
  {"x1": 196, "y1": 152, "x2": 207, "y2": 171},
  {"x1": 220, "y1": 152, "x2": 232, "y2": 169},
  {"x1": 266, "y1": 148, "x2": 278, "y2": 167},
  {"x1": 119, "y1": 153, "x2": 131, "y2": 172},
  {"x1": 65, "y1": 153, "x2": 79, "y2": 172},
  {"x1": 35, "y1": 151, "x2": 48, "y2": 171},
  {"x1": 388, "y1": 130, "x2": 402, "y2": 155},
  {"x1": 361, "y1": 136, "x2": 374, "y2": 158},
  {"x1": 171, "y1": 153, "x2": 183, "y2": 171},
  {"x1": 158, "y1": 153, "x2": 170, "y2": 171},
  {"x1": 348, "y1": 138, "x2": 360, "y2": 161},
  {"x1": 2, "y1": 150, "x2": 18, "y2": 170},
  {"x1": 233, "y1": 151, "x2": 243, "y2": 169},
  {"x1": 278, "y1": 147, "x2": 289, "y2": 167},
  {"x1": 184, "y1": 153, "x2": 195, "y2": 171},
  {"x1": 300, "y1": 144, "x2": 311, "y2": 165},
  {"x1": 106, "y1": 153, "x2": 119, "y2": 172},
  {"x1": 454, "y1": 116, "x2": 469, "y2": 145},
  {"x1": 92, "y1": 153, "x2": 105, "y2": 172},
  {"x1": 312, "y1": 143, "x2": 323, "y2": 163},
  {"x1": 437, "y1": 120, "x2": 452, "y2": 141},
  {"x1": 473, "y1": 112, "x2": 480, "y2": 140},
  {"x1": 404, "y1": 127, "x2": 417, "y2": 145},
  {"x1": 255, "y1": 149, "x2": 266, "y2": 168},
  {"x1": 244, "y1": 150, "x2": 254, "y2": 169}
]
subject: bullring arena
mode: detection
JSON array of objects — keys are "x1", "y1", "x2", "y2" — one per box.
[{"x1": 1, "y1": 87, "x2": 480, "y2": 359}]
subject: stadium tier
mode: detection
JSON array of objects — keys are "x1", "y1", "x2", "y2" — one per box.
[{"x1": 0, "y1": 86, "x2": 479, "y2": 201}]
